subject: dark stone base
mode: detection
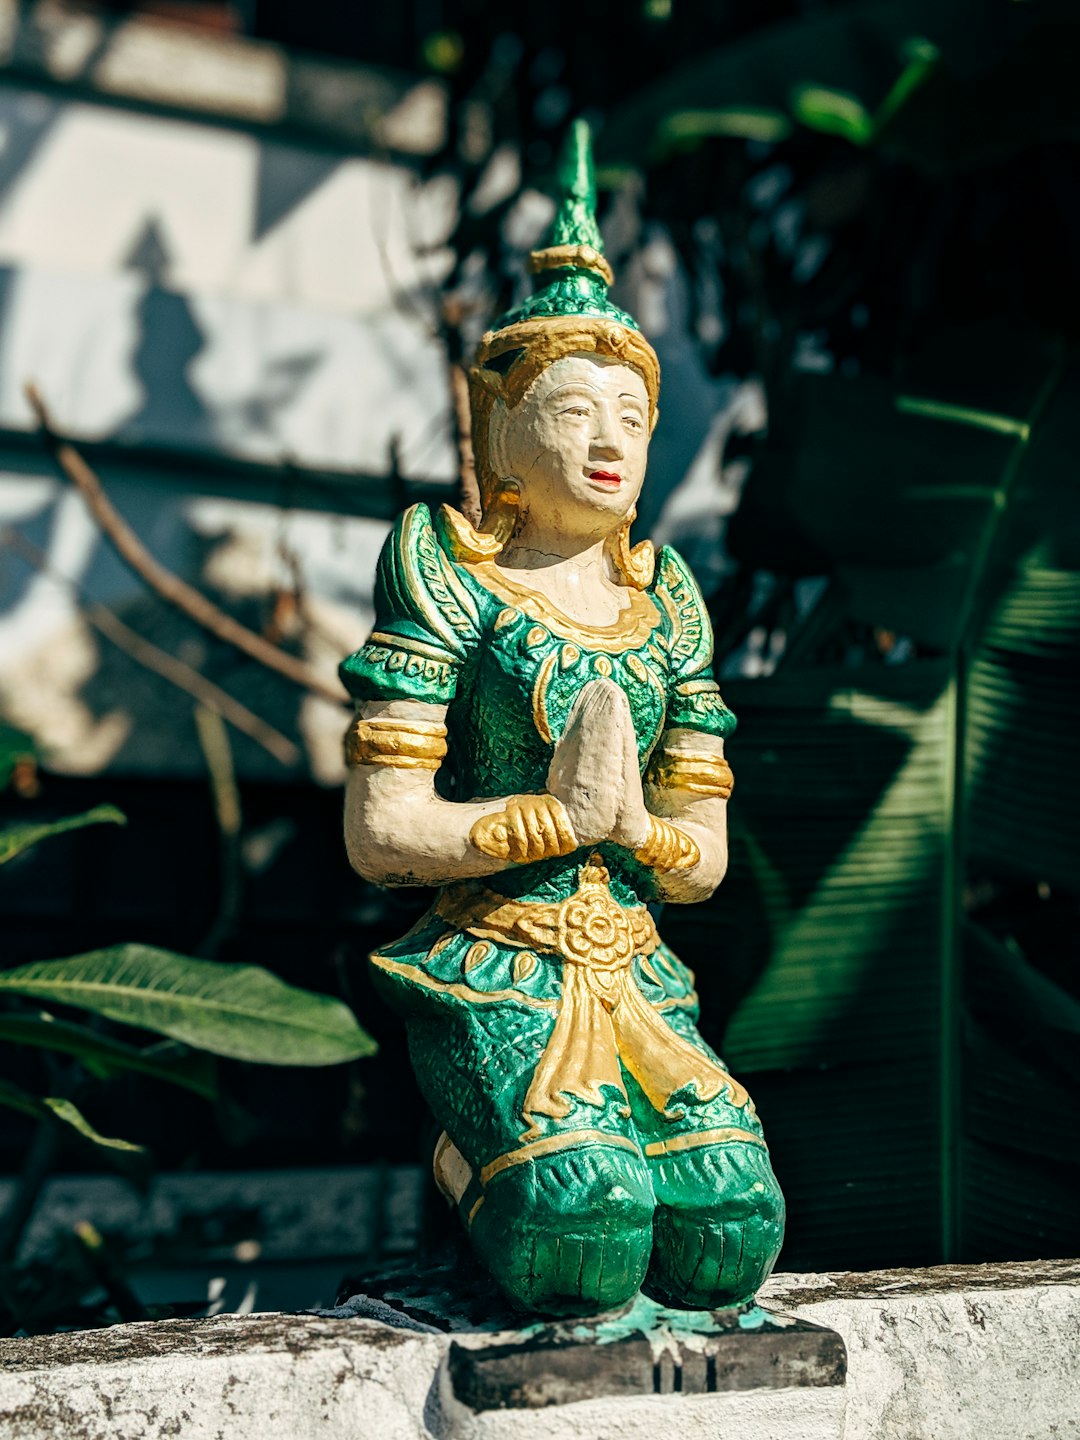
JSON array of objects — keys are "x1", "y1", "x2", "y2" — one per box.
[
  {"x1": 326, "y1": 1258, "x2": 847, "y2": 1412},
  {"x1": 447, "y1": 1303, "x2": 847, "y2": 1411}
]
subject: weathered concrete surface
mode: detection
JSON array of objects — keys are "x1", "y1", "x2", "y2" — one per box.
[
  {"x1": 0, "y1": 1260, "x2": 1077, "y2": 1439},
  {"x1": 764, "y1": 1259, "x2": 1080, "y2": 1440},
  {"x1": 0, "y1": 1314, "x2": 446, "y2": 1440}
]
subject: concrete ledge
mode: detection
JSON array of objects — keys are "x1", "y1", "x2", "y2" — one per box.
[{"x1": 0, "y1": 1260, "x2": 1077, "y2": 1439}]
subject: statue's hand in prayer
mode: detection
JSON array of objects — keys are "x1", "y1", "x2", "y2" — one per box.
[{"x1": 547, "y1": 679, "x2": 649, "y2": 851}]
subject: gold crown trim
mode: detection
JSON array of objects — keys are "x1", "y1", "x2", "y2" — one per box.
[{"x1": 526, "y1": 243, "x2": 615, "y2": 288}]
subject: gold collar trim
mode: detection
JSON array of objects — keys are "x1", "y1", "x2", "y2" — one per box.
[{"x1": 463, "y1": 561, "x2": 661, "y2": 652}]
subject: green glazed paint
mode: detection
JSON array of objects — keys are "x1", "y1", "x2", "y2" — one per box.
[{"x1": 341, "y1": 122, "x2": 785, "y2": 1317}]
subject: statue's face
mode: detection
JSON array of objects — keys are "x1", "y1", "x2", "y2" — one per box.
[{"x1": 494, "y1": 353, "x2": 649, "y2": 538}]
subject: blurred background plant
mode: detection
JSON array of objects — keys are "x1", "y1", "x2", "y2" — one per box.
[
  {"x1": 0, "y1": 801, "x2": 371, "y2": 1332},
  {"x1": 0, "y1": 0, "x2": 1077, "y2": 1325}
]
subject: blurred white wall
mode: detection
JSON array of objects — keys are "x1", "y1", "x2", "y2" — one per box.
[{"x1": 0, "y1": 66, "x2": 458, "y2": 784}]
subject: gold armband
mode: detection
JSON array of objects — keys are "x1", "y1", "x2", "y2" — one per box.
[
  {"x1": 634, "y1": 816, "x2": 700, "y2": 872},
  {"x1": 344, "y1": 716, "x2": 448, "y2": 771},
  {"x1": 648, "y1": 748, "x2": 734, "y2": 799}
]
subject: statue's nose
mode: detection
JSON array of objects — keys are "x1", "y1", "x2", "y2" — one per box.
[{"x1": 591, "y1": 418, "x2": 624, "y2": 461}]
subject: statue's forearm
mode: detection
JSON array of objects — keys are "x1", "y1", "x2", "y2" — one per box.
[
  {"x1": 640, "y1": 797, "x2": 730, "y2": 903},
  {"x1": 344, "y1": 768, "x2": 516, "y2": 887}
]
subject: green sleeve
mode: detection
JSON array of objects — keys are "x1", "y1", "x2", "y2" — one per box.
[
  {"x1": 652, "y1": 544, "x2": 737, "y2": 742},
  {"x1": 338, "y1": 503, "x2": 482, "y2": 706}
]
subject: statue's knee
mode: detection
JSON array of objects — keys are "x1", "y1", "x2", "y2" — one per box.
[
  {"x1": 647, "y1": 1142, "x2": 785, "y2": 1308},
  {"x1": 472, "y1": 1145, "x2": 656, "y2": 1314}
]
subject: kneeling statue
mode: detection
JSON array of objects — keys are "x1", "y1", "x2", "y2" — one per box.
[{"x1": 341, "y1": 121, "x2": 784, "y2": 1316}]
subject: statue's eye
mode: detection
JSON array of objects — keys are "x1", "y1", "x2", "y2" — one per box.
[
  {"x1": 622, "y1": 413, "x2": 644, "y2": 431},
  {"x1": 562, "y1": 405, "x2": 591, "y2": 418}
]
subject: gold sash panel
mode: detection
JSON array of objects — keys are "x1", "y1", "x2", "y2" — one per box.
[{"x1": 436, "y1": 855, "x2": 749, "y2": 1140}]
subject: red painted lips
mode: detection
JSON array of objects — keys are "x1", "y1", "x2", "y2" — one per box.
[{"x1": 589, "y1": 470, "x2": 622, "y2": 489}]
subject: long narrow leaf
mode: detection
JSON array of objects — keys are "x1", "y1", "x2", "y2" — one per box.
[
  {"x1": 0, "y1": 946, "x2": 376, "y2": 1066},
  {"x1": 0, "y1": 1013, "x2": 217, "y2": 1099},
  {"x1": 0, "y1": 806, "x2": 125, "y2": 866},
  {"x1": 0, "y1": 1078, "x2": 148, "y2": 1178}
]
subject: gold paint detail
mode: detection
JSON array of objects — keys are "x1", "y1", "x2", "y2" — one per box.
[
  {"x1": 433, "y1": 1131, "x2": 473, "y2": 1204},
  {"x1": 648, "y1": 749, "x2": 734, "y2": 799},
  {"x1": 463, "y1": 560, "x2": 661, "y2": 651},
  {"x1": 634, "y1": 816, "x2": 701, "y2": 872},
  {"x1": 466, "y1": 1196, "x2": 485, "y2": 1228},
  {"x1": 531, "y1": 651, "x2": 558, "y2": 744},
  {"x1": 464, "y1": 941, "x2": 493, "y2": 973},
  {"x1": 593, "y1": 655, "x2": 613, "y2": 677},
  {"x1": 494, "y1": 607, "x2": 519, "y2": 630},
  {"x1": 437, "y1": 854, "x2": 659, "y2": 962},
  {"x1": 560, "y1": 644, "x2": 580, "y2": 670},
  {"x1": 513, "y1": 950, "x2": 540, "y2": 984},
  {"x1": 644, "y1": 1127, "x2": 765, "y2": 1159},
  {"x1": 526, "y1": 625, "x2": 548, "y2": 647},
  {"x1": 436, "y1": 503, "x2": 504, "y2": 562},
  {"x1": 345, "y1": 717, "x2": 448, "y2": 770},
  {"x1": 369, "y1": 953, "x2": 556, "y2": 1010},
  {"x1": 655, "y1": 990, "x2": 700, "y2": 1012},
  {"x1": 640, "y1": 956, "x2": 662, "y2": 986},
  {"x1": 469, "y1": 793, "x2": 578, "y2": 864},
  {"x1": 367, "y1": 631, "x2": 456, "y2": 665},
  {"x1": 436, "y1": 854, "x2": 746, "y2": 1134},
  {"x1": 675, "y1": 679, "x2": 721, "y2": 697},
  {"x1": 603, "y1": 505, "x2": 655, "y2": 590},
  {"x1": 626, "y1": 654, "x2": 649, "y2": 683},
  {"x1": 527, "y1": 243, "x2": 616, "y2": 287},
  {"x1": 480, "y1": 1129, "x2": 641, "y2": 1186},
  {"x1": 427, "y1": 931, "x2": 455, "y2": 961}
]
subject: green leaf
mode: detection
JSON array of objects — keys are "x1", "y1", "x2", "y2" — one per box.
[
  {"x1": 0, "y1": 946, "x2": 376, "y2": 1066},
  {"x1": 0, "y1": 806, "x2": 126, "y2": 866},
  {"x1": 789, "y1": 85, "x2": 874, "y2": 145},
  {"x1": 0, "y1": 1012, "x2": 217, "y2": 1099},
  {"x1": 655, "y1": 107, "x2": 793, "y2": 150},
  {"x1": 0, "y1": 1078, "x2": 148, "y2": 1179},
  {"x1": 40, "y1": 1099, "x2": 147, "y2": 1157}
]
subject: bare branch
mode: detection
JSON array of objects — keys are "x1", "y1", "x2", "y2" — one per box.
[
  {"x1": 25, "y1": 383, "x2": 346, "y2": 710},
  {"x1": 449, "y1": 362, "x2": 482, "y2": 526},
  {"x1": 1, "y1": 526, "x2": 302, "y2": 768},
  {"x1": 194, "y1": 705, "x2": 244, "y2": 959}
]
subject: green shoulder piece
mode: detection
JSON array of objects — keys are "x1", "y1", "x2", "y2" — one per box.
[
  {"x1": 652, "y1": 545, "x2": 736, "y2": 740},
  {"x1": 652, "y1": 545, "x2": 714, "y2": 678},
  {"x1": 339, "y1": 503, "x2": 481, "y2": 706}
]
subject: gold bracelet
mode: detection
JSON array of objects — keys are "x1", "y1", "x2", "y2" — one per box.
[
  {"x1": 470, "y1": 794, "x2": 578, "y2": 864},
  {"x1": 648, "y1": 749, "x2": 734, "y2": 799},
  {"x1": 344, "y1": 716, "x2": 448, "y2": 771},
  {"x1": 634, "y1": 815, "x2": 700, "y2": 872}
]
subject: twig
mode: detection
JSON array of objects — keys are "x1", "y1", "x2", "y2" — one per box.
[
  {"x1": 193, "y1": 706, "x2": 243, "y2": 959},
  {"x1": 449, "y1": 362, "x2": 482, "y2": 526},
  {"x1": 25, "y1": 383, "x2": 346, "y2": 709},
  {"x1": 1, "y1": 527, "x2": 301, "y2": 768}
]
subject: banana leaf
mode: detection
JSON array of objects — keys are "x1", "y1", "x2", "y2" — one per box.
[
  {"x1": 665, "y1": 334, "x2": 1080, "y2": 1268},
  {"x1": 0, "y1": 946, "x2": 375, "y2": 1066}
]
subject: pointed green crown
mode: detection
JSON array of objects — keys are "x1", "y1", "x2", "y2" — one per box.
[{"x1": 494, "y1": 119, "x2": 640, "y2": 333}]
